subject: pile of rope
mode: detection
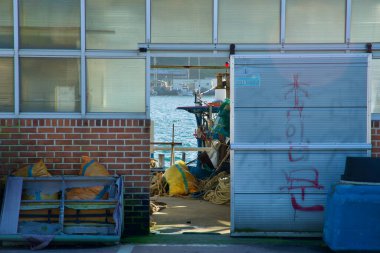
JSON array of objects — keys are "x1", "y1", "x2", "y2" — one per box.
[
  {"x1": 150, "y1": 200, "x2": 167, "y2": 215},
  {"x1": 149, "y1": 200, "x2": 167, "y2": 227},
  {"x1": 199, "y1": 171, "x2": 230, "y2": 205},
  {"x1": 150, "y1": 172, "x2": 168, "y2": 196}
]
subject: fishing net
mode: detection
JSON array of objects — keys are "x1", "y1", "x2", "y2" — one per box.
[{"x1": 212, "y1": 98, "x2": 230, "y2": 138}]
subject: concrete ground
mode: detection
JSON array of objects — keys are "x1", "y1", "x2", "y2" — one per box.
[
  {"x1": 1, "y1": 233, "x2": 332, "y2": 253},
  {"x1": 1, "y1": 227, "x2": 332, "y2": 252},
  {"x1": 1, "y1": 197, "x2": 333, "y2": 252},
  {"x1": 0, "y1": 243, "x2": 332, "y2": 253},
  {"x1": 150, "y1": 196, "x2": 230, "y2": 234}
]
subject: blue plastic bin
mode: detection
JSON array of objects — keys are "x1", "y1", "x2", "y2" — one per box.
[{"x1": 324, "y1": 184, "x2": 380, "y2": 251}]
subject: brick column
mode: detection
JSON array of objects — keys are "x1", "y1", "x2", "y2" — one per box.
[
  {"x1": 372, "y1": 120, "x2": 380, "y2": 157},
  {"x1": 0, "y1": 118, "x2": 150, "y2": 235}
]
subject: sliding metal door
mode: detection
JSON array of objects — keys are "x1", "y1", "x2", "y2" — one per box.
[{"x1": 230, "y1": 54, "x2": 371, "y2": 236}]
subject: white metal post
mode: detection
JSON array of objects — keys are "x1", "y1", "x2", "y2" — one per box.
[
  {"x1": 80, "y1": 0, "x2": 86, "y2": 117},
  {"x1": 213, "y1": 0, "x2": 218, "y2": 44},
  {"x1": 146, "y1": 52, "x2": 151, "y2": 118},
  {"x1": 145, "y1": 0, "x2": 151, "y2": 119},
  {"x1": 367, "y1": 55, "x2": 372, "y2": 156},
  {"x1": 229, "y1": 55, "x2": 235, "y2": 235},
  {"x1": 280, "y1": 0, "x2": 286, "y2": 47},
  {"x1": 346, "y1": 0, "x2": 352, "y2": 45},
  {"x1": 13, "y1": 0, "x2": 19, "y2": 115},
  {"x1": 146, "y1": 0, "x2": 151, "y2": 43}
]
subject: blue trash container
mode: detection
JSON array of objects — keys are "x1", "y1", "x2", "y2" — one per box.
[{"x1": 324, "y1": 184, "x2": 380, "y2": 251}]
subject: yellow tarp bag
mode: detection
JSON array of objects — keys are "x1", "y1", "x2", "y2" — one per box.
[
  {"x1": 66, "y1": 156, "x2": 110, "y2": 200},
  {"x1": 12, "y1": 160, "x2": 59, "y2": 200},
  {"x1": 164, "y1": 160, "x2": 198, "y2": 196}
]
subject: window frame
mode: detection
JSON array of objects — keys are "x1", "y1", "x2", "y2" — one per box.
[
  {"x1": 18, "y1": 0, "x2": 81, "y2": 50},
  {"x1": 1, "y1": 0, "x2": 380, "y2": 120},
  {"x1": 350, "y1": 0, "x2": 380, "y2": 43},
  {"x1": 217, "y1": 0, "x2": 282, "y2": 44},
  {"x1": 0, "y1": 0, "x2": 14, "y2": 49},
  {"x1": 85, "y1": 0, "x2": 146, "y2": 50},
  {"x1": 0, "y1": 56, "x2": 15, "y2": 113},
  {"x1": 150, "y1": 0, "x2": 214, "y2": 44},
  {"x1": 19, "y1": 56, "x2": 81, "y2": 113},
  {"x1": 0, "y1": 0, "x2": 148, "y2": 119},
  {"x1": 284, "y1": 0, "x2": 346, "y2": 43}
]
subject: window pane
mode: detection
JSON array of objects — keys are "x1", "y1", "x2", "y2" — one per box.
[
  {"x1": 86, "y1": 0, "x2": 145, "y2": 50},
  {"x1": 20, "y1": 58, "x2": 80, "y2": 112},
  {"x1": 218, "y1": 0, "x2": 280, "y2": 43},
  {"x1": 371, "y1": 59, "x2": 380, "y2": 113},
  {"x1": 0, "y1": 0, "x2": 13, "y2": 48},
  {"x1": 87, "y1": 59, "x2": 145, "y2": 113},
  {"x1": 19, "y1": 0, "x2": 80, "y2": 49},
  {"x1": 152, "y1": 57, "x2": 227, "y2": 67},
  {"x1": 351, "y1": 0, "x2": 380, "y2": 43},
  {"x1": 151, "y1": 0, "x2": 212, "y2": 43},
  {"x1": 0, "y1": 58, "x2": 14, "y2": 112},
  {"x1": 286, "y1": 0, "x2": 345, "y2": 43},
  {"x1": 151, "y1": 57, "x2": 228, "y2": 96}
]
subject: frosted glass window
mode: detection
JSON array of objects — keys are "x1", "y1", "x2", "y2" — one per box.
[
  {"x1": 86, "y1": 0, "x2": 145, "y2": 50},
  {"x1": 0, "y1": 58, "x2": 14, "y2": 112},
  {"x1": 20, "y1": 58, "x2": 80, "y2": 112},
  {"x1": 218, "y1": 0, "x2": 280, "y2": 43},
  {"x1": 371, "y1": 60, "x2": 380, "y2": 113},
  {"x1": 351, "y1": 0, "x2": 380, "y2": 43},
  {"x1": 151, "y1": 0, "x2": 212, "y2": 43},
  {"x1": 286, "y1": 0, "x2": 345, "y2": 43},
  {"x1": 87, "y1": 59, "x2": 145, "y2": 113},
  {"x1": 0, "y1": 0, "x2": 13, "y2": 48},
  {"x1": 19, "y1": 0, "x2": 80, "y2": 49}
]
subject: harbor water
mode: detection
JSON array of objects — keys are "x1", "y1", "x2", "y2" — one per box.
[{"x1": 150, "y1": 95, "x2": 213, "y2": 167}]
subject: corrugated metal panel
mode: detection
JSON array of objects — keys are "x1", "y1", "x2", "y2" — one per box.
[
  {"x1": 234, "y1": 55, "x2": 369, "y2": 65},
  {"x1": 234, "y1": 65, "x2": 367, "y2": 108},
  {"x1": 233, "y1": 151, "x2": 368, "y2": 194},
  {"x1": 233, "y1": 194, "x2": 325, "y2": 232},
  {"x1": 234, "y1": 108, "x2": 367, "y2": 143},
  {"x1": 231, "y1": 54, "x2": 370, "y2": 236}
]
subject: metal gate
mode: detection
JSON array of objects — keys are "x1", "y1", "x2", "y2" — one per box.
[{"x1": 230, "y1": 54, "x2": 371, "y2": 236}]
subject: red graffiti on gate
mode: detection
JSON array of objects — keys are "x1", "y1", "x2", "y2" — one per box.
[
  {"x1": 280, "y1": 169, "x2": 325, "y2": 212},
  {"x1": 285, "y1": 74, "x2": 309, "y2": 118},
  {"x1": 288, "y1": 145, "x2": 309, "y2": 162},
  {"x1": 282, "y1": 74, "x2": 324, "y2": 212}
]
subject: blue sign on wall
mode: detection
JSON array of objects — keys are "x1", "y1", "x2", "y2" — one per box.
[{"x1": 235, "y1": 74, "x2": 261, "y2": 87}]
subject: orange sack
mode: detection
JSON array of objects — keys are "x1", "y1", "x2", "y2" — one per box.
[
  {"x1": 66, "y1": 156, "x2": 110, "y2": 200},
  {"x1": 12, "y1": 160, "x2": 51, "y2": 177},
  {"x1": 12, "y1": 160, "x2": 59, "y2": 200},
  {"x1": 79, "y1": 156, "x2": 109, "y2": 177}
]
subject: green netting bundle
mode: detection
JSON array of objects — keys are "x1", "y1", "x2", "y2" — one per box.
[{"x1": 212, "y1": 98, "x2": 230, "y2": 138}]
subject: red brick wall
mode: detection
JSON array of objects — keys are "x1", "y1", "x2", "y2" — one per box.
[{"x1": 0, "y1": 118, "x2": 151, "y2": 235}]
